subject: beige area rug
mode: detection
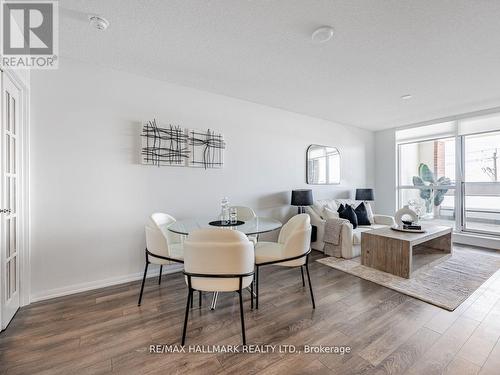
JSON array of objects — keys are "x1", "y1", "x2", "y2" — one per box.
[{"x1": 317, "y1": 248, "x2": 500, "y2": 311}]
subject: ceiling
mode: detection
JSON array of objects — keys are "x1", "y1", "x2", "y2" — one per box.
[{"x1": 58, "y1": 0, "x2": 500, "y2": 131}]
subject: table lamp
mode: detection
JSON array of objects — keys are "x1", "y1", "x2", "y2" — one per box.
[
  {"x1": 355, "y1": 188, "x2": 374, "y2": 202},
  {"x1": 291, "y1": 189, "x2": 313, "y2": 214}
]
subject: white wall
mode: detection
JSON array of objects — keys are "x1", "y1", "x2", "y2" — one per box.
[
  {"x1": 29, "y1": 58, "x2": 375, "y2": 301},
  {"x1": 374, "y1": 129, "x2": 396, "y2": 215}
]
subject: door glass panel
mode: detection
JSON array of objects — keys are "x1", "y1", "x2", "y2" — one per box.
[
  {"x1": 12, "y1": 217, "x2": 16, "y2": 254},
  {"x1": 6, "y1": 263, "x2": 11, "y2": 299},
  {"x1": 399, "y1": 188, "x2": 429, "y2": 213},
  {"x1": 463, "y1": 131, "x2": 500, "y2": 235},
  {"x1": 11, "y1": 258, "x2": 16, "y2": 294},
  {"x1": 464, "y1": 184, "x2": 500, "y2": 234},
  {"x1": 399, "y1": 188, "x2": 455, "y2": 228},
  {"x1": 11, "y1": 177, "x2": 16, "y2": 214},
  {"x1": 6, "y1": 134, "x2": 10, "y2": 173},
  {"x1": 6, "y1": 176, "x2": 10, "y2": 210},
  {"x1": 12, "y1": 137, "x2": 16, "y2": 173},
  {"x1": 11, "y1": 97, "x2": 16, "y2": 135},
  {"x1": 398, "y1": 137, "x2": 456, "y2": 228},
  {"x1": 5, "y1": 92, "x2": 10, "y2": 132},
  {"x1": 6, "y1": 219, "x2": 10, "y2": 258},
  {"x1": 432, "y1": 188, "x2": 456, "y2": 228},
  {"x1": 399, "y1": 137, "x2": 456, "y2": 186}
]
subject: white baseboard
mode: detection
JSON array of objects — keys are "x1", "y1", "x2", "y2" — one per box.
[
  {"x1": 453, "y1": 232, "x2": 500, "y2": 251},
  {"x1": 29, "y1": 264, "x2": 184, "y2": 303}
]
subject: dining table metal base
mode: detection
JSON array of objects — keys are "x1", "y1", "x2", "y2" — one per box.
[
  {"x1": 210, "y1": 292, "x2": 219, "y2": 310},
  {"x1": 209, "y1": 285, "x2": 256, "y2": 310}
]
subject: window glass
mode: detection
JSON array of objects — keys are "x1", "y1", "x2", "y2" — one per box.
[{"x1": 399, "y1": 138, "x2": 455, "y2": 186}]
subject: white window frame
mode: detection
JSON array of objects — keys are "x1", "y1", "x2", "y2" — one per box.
[
  {"x1": 396, "y1": 120, "x2": 500, "y2": 238},
  {"x1": 459, "y1": 129, "x2": 500, "y2": 237},
  {"x1": 396, "y1": 134, "x2": 457, "y2": 224}
]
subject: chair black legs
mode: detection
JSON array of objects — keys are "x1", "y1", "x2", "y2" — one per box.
[
  {"x1": 138, "y1": 262, "x2": 167, "y2": 306},
  {"x1": 255, "y1": 266, "x2": 260, "y2": 309},
  {"x1": 137, "y1": 262, "x2": 149, "y2": 306},
  {"x1": 182, "y1": 288, "x2": 246, "y2": 346},
  {"x1": 250, "y1": 278, "x2": 254, "y2": 309},
  {"x1": 305, "y1": 261, "x2": 316, "y2": 309},
  {"x1": 199, "y1": 291, "x2": 202, "y2": 308},
  {"x1": 254, "y1": 256, "x2": 316, "y2": 310},
  {"x1": 238, "y1": 290, "x2": 246, "y2": 345},
  {"x1": 181, "y1": 288, "x2": 192, "y2": 346},
  {"x1": 158, "y1": 265, "x2": 163, "y2": 285}
]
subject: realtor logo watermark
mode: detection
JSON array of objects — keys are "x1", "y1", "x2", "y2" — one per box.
[{"x1": 1, "y1": 0, "x2": 58, "y2": 69}]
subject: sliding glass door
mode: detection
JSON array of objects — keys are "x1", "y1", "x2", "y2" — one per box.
[
  {"x1": 462, "y1": 131, "x2": 500, "y2": 235},
  {"x1": 396, "y1": 116, "x2": 500, "y2": 238},
  {"x1": 397, "y1": 137, "x2": 456, "y2": 228}
]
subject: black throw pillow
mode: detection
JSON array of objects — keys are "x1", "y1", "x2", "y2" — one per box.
[
  {"x1": 337, "y1": 204, "x2": 345, "y2": 213},
  {"x1": 339, "y1": 204, "x2": 358, "y2": 229},
  {"x1": 355, "y1": 202, "x2": 371, "y2": 226}
]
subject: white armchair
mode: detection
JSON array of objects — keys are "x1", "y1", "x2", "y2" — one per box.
[
  {"x1": 231, "y1": 206, "x2": 257, "y2": 221},
  {"x1": 254, "y1": 214, "x2": 315, "y2": 309},
  {"x1": 231, "y1": 206, "x2": 258, "y2": 244},
  {"x1": 182, "y1": 228, "x2": 254, "y2": 345},
  {"x1": 306, "y1": 199, "x2": 395, "y2": 259},
  {"x1": 138, "y1": 213, "x2": 184, "y2": 306}
]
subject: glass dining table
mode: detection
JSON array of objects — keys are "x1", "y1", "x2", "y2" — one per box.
[
  {"x1": 167, "y1": 216, "x2": 283, "y2": 236},
  {"x1": 167, "y1": 216, "x2": 283, "y2": 310}
]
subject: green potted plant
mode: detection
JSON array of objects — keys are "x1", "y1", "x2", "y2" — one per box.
[{"x1": 412, "y1": 163, "x2": 451, "y2": 218}]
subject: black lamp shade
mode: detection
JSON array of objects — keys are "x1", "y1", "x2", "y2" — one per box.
[
  {"x1": 291, "y1": 189, "x2": 313, "y2": 206},
  {"x1": 355, "y1": 188, "x2": 375, "y2": 201}
]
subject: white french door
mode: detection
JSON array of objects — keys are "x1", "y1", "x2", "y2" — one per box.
[{"x1": 1, "y1": 72, "x2": 21, "y2": 330}]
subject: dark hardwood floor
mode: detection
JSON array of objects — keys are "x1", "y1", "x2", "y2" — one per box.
[{"x1": 1, "y1": 248, "x2": 500, "y2": 374}]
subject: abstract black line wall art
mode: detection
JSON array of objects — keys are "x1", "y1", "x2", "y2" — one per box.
[
  {"x1": 188, "y1": 129, "x2": 225, "y2": 169},
  {"x1": 141, "y1": 119, "x2": 189, "y2": 166},
  {"x1": 141, "y1": 120, "x2": 225, "y2": 169}
]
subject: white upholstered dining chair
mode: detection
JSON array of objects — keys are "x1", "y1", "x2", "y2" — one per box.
[
  {"x1": 254, "y1": 213, "x2": 315, "y2": 309},
  {"x1": 231, "y1": 206, "x2": 258, "y2": 244},
  {"x1": 181, "y1": 228, "x2": 254, "y2": 345},
  {"x1": 231, "y1": 206, "x2": 257, "y2": 221},
  {"x1": 137, "y1": 213, "x2": 184, "y2": 306}
]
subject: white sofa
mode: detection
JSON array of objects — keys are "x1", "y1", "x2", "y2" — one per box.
[{"x1": 306, "y1": 199, "x2": 395, "y2": 259}]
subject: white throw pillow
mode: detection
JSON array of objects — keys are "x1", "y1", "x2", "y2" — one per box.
[
  {"x1": 311, "y1": 201, "x2": 325, "y2": 218},
  {"x1": 323, "y1": 207, "x2": 340, "y2": 219},
  {"x1": 312, "y1": 199, "x2": 338, "y2": 219},
  {"x1": 324, "y1": 201, "x2": 338, "y2": 212},
  {"x1": 364, "y1": 202, "x2": 375, "y2": 224}
]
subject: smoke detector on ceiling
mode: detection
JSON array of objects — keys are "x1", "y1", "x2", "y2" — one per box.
[
  {"x1": 88, "y1": 15, "x2": 109, "y2": 31},
  {"x1": 311, "y1": 26, "x2": 334, "y2": 44}
]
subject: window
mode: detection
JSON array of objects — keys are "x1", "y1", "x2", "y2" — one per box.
[
  {"x1": 397, "y1": 137, "x2": 456, "y2": 228},
  {"x1": 396, "y1": 115, "x2": 500, "y2": 237},
  {"x1": 463, "y1": 131, "x2": 500, "y2": 235}
]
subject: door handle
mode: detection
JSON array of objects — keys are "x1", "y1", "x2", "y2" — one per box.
[{"x1": 0, "y1": 208, "x2": 12, "y2": 214}]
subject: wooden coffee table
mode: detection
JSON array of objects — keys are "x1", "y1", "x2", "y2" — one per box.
[{"x1": 361, "y1": 225, "x2": 452, "y2": 278}]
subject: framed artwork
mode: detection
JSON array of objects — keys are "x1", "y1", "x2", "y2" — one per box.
[
  {"x1": 187, "y1": 128, "x2": 225, "y2": 169},
  {"x1": 141, "y1": 120, "x2": 189, "y2": 166},
  {"x1": 141, "y1": 120, "x2": 225, "y2": 169}
]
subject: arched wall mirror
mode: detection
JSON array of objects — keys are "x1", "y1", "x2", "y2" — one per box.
[{"x1": 306, "y1": 145, "x2": 341, "y2": 184}]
